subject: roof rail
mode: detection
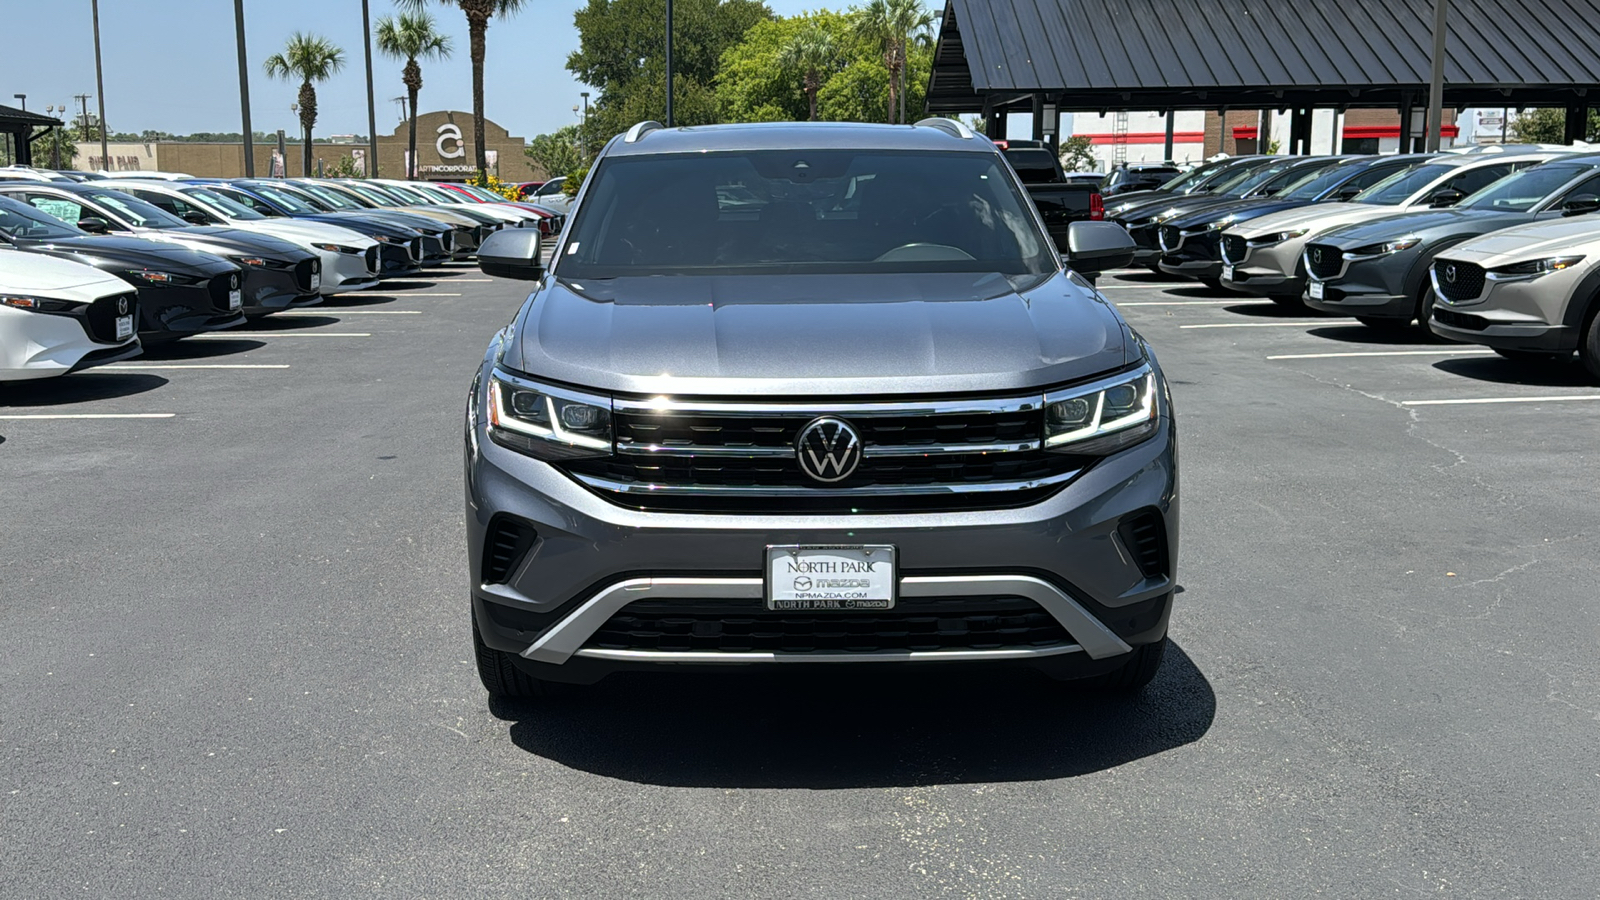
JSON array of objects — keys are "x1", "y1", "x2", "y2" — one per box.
[
  {"x1": 914, "y1": 117, "x2": 975, "y2": 140},
  {"x1": 623, "y1": 121, "x2": 665, "y2": 143}
]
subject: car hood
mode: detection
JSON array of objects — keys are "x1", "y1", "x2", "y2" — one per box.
[
  {"x1": 0, "y1": 249, "x2": 130, "y2": 295},
  {"x1": 1230, "y1": 202, "x2": 1412, "y2": 239},
  {"x1": 1115, "y1": 192, "x2": 1246, "y2": 224},
  {"x1": 133, "y1": 226, "x2": 310, "y2": 261},
  {"x1": 1167, "y1": 198, "x2": 1311, "y2": 230},
  {"x1": 506, "y1": 272, "x2": 1130, "y2": 396},
  {"x1": 1315, "y1": 209, "x2": 1536, "y2": 250},
  {"x1": 1434, "y1": 216, "x2": 1600, "y2": 268},
  {"x1": 299, "y1": 213, "x2": 414, "y2": 239},
  {"x1": 20, "y1": 235, "x2": 238, "y2": 274},
  {"x1": 230, "y1": 218, "x2": 376, "y2": 248}
]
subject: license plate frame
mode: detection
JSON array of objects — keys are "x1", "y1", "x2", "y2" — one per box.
[
  {"x1": 1308, "y1": 280, "x2": 1325, "y2": 300},
  {"x1": 310, "y1": 272, "x2": 322, "y2": 292},
  {"x1": 228, "y1": 288, "x2": 243, "y2": 311},
  {"x1": 1221, "y1": 264, "x2": 1235, "y2": 282},
  {"x1": 115, "y1": 315, "x2": 134, "y2": 341},
  {"x1": 765, "y1": 545, "x2": 896, "y2": 611}
]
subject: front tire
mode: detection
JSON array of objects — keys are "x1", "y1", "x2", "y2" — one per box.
[
  {"x1": 472, "y1": 612, "x2": 563, "y2": 700},
  {"x1": 1577, "y1": 308, "x2": 1600, "y2": 381}
]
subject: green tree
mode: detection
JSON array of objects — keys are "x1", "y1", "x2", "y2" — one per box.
[
  {"x1": 1058, "y1": 135, "x2": 1095, "y2": 172},
  {"x1": 812, "y1": 40, "x2": 930, "y2": 123},
  {"x1": 1510, "y1": 107, "x2": 1600, "y2": 144},
  {"x1": 526, "y1": 124, "x2": 583, "y2": 180},
  {"x1": 377, "y1": 11, "x2": 454, "y2": 178},
  {"x1": 263, "y1": 32, "x2": 346, "y2": 176},
  {"x1": 399, "y1": 0, "x2": 528, "y2": 175},
  {"x1": 568, "y1": 0, "x2": 772, "y2": 138},
  {"x1": 778, "y1": 22, "x2": 840, "y2": 121},
  {"x1": 718, "y1": 13, "x2": 852, "y2": 123},
  {"x1": 855, "y1": 0, "x2": 936, "y2": 124}
]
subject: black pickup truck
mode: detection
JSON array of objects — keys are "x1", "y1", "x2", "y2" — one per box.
[{"x1": 1003, "y1": 146, "x2": 1107, "y2": 256}]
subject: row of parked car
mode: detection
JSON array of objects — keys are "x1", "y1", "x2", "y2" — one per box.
[
  {"x1": 1104, "y1": 149, "x2": 1600, "y2": 380},
  {"x1": 0, "y1": 169, "x2": 564, "y2": 381}
]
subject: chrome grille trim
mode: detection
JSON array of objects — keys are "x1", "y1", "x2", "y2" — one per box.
[
  {"x1": 865, "y1": 441, "x2": 1040, "y2": 457},
  {"x1": 570, "y1": 469, "x2": 1081, "y2": 497},
  {"x1": 613, "y1": 394, "x2": 1044, "y2": 417},
  {"x1": 614, "y1": 440, "x2": 1042, "y2": 459}
]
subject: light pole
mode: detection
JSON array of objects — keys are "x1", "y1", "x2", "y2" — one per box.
[
  {"x1": 580, "y1": 91, "x2": 590, "y2": 162},
  {"x1": 46, "y1": 105, "x2": 61, "y2": 169},
  {"x1": 12, "y1": 94, "x2": 24, "y2": 111},
  {"x1": 664, "y1": 0, "x2": 674, "y2": 126},
  {"x1": 234, "y1": 0, "x2": 255, "y2": 177},
  {"x1": 1425, "y1": 0, "x2": 1448, "y2": 153},
  {"x1": 361, "y1": 0, "x2": 379, "y2": 178},
  {"x1": 91, "y1": 0, "x2": 109, "y2": 169}
]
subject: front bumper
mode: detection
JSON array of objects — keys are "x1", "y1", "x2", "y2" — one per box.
[
  {"x1": 238, "y1": 265, "x2": 318, "y2": 316},
  {"x1": 1303, "y1": 250, "x2": 1423, "y2": 319},
  {"x1": 323, "y1": 248, "x2": 380, "y2": 293},
  {"x1": 1427, "y1": 269, "x2": 1586, "y2": 351},
  {"x1": 136, "y1": 276, "x2": 247, "y2": 335},
  {"x1": 465, "y1": 382, "x2": 1180, "y2": 683},
  {"x1": 1119, "y1": 221, "x2": 1162, "y2": 267},
  {"x1": 1158, "y1": 229, "x2": 1225, "y2": 279},
  {"x1": 0, "y1": 306, "x2": 142, "y2": 380},
  {"x1": 1220, "y1": 236, "x2": 1311, "y2": 297}
]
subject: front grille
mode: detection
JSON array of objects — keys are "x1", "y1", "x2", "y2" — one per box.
[
  {"x1": 82, "y1": 291, "x2": 138, "y2": 343},
  {"x1": 378, "y1": 243, "x2": 411, "y2": 272},
  {"x1": 586, "y1": 596, "x2": 1073, "y2": 654},
  {"x1": 1222, "y1": 233, "x2": 1248, "y2": 263},
  {"x1": 1126, "y1": 223, "x2": 1159, "y2": 250},
  {"x1": 1118, "y1": 510, "x2": 1169, "y2": 580},
  {"x1": 408, "y1": 237, "x2": 423, "y2": 261},
  {"x1": 207, "y1": 273, "x2": 240, "y2": 312},
  {"x1": 1304, "y1": 244, "x2": 1344, "y2": 279},
  {"x1": 482, "y1": 516, "x2": 538, "y2": 583},
  {"x1": 559, "y1": 398, "x2": 1086, "y2": 513},
  {"x1": 293, "y1": 258, "x2": 318, "y2": 292},
  {"x1": 364, "y1": 245, "x2": 380, "y2": 274},
  {"x1": 1432, "y1": 308, "x2": 1489, "y2": 331},
  {"x1": 1435, "y1": 261, "x2": 1486, "y2": 303},
  {"x1": 1160, "y1": 225, "x2": 1181, "y2": 252}
]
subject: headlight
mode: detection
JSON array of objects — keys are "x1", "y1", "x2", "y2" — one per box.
[
  {"x1": 1153, "y1": 209, "x2": 1183, "y2": 224},
  {"x1": 485, "y1": 370, "x2": 612, "y2": 460},
  {"x1": 313, "y1": 243, "x2": 361, "y2": 254},
  {"x1": 371, "y1": 234, "x2": 393, "y2": 243},
  {"x1": 1249, "y1": 229, "x2": 1309, "y2": 246},
  {"x1": 126, "y1": 269, "x2": 194, "y2": 285},
  {"x1": 1488, "y1": 255, "x2": 1585, "y2": 278},
  {"x1": 1187, "y1": 216, "x2": 1236, "y2": 235},
  {"x1": 1044, "y1": 366, "x2": 1159, "y2": 455},
  {"x1": 1349, "y1": 236, "x2": 1421, "y2": 257},
  {"x1": 0, "y1": 294, "x2": 75, "y2": 312},
  {"x1": 233, "y1": 256, "x2": 267, "y2": 267}
]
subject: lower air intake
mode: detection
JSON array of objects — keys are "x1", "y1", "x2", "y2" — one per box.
[
  {"x1": 1118, "y1": 510, "x2": 1169, "y2": 580},
  {"x1": 482, "y1": 517, "x2": 538, "y2": 584}
]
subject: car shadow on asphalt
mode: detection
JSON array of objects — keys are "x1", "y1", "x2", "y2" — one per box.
[
  {"x1": 1432, "y1": 355, "x2": 1594, "y2": 387},
  {"x1": 1105, "y1": 270, "x2": 1184, "y2": 285},
  {"x1": 1223, "y1": 302, "x2": 1326, "y2": 318},
  {"x1": 1304, "y1": 325, "x2": 1443, "y2": 345},
  {"x1": 239, "y1": 315, "x2": 343, "y2": 331},
  {"x1": 493, "y1": 642, "x2": 1215, "y2": 788},
  {"x1": 137, "y1": 338, "x2": 268, "y2": 361},
  {"x1": 371, "y1": 281, "x2": 440, "y2": 292},
  {"x1": 0, "y1": 372, "x2": 168, "y2": 408},
  {"x1": 315, "y1": 293, "x2": 397, "y2": 309}
]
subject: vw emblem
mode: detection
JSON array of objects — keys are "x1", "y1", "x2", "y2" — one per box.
[
  {"x1": 1445, "y1": 264, "x2": 1458, "y2": 284},
  {"x1": 116, "y1": 296, "x2": 128, "y2": 316},
  {"x1": 795, "y1": 417, "x2": 862, "y2": 483}
]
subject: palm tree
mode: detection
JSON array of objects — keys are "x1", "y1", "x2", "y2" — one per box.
[
  {"x1": 376, "y1": 12, "x2": 454, "y2": 178},
  {"x1": 399, "y1": 0, "x2": 527, "y2": 175},
  {"x1": 264, "y1": 33, "x2": 347, "y2": 176},
  {"x1": 857, "y1": 0, "x2": 936, "y2": 124},
  {"x1": 779, "y1": 25, "x2": 838, "y2": 122}
]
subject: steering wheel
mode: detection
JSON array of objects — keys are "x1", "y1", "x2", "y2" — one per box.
[{"x1": 873, "y1": 243, "x2": 975, "y2": 263}]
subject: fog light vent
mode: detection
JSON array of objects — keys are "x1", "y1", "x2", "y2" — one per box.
[
  {"x1": 483, "y1": 517, "x2": 538, "y2": 584},
  {"x1": 1118, "y1": 510, "x2": 1168, "y2": 580}
]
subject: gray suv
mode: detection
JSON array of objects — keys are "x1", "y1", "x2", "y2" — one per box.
[{"x1": 463, "y1": 120, "x2": 1178, "y2": 700}]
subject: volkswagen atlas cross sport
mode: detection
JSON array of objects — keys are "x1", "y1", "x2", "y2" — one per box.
[
  {"x1": 462, "y1": 119, "x2": 1178, "y2": 702},
  {"x1": 1429, "y1": 216, "x2": 1600, "y2": 379}
]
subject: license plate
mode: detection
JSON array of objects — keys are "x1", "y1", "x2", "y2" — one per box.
[
  {"x1": 115, "y1": 315, "x2": 134, "y2": 340},
  {"x1": 1222, "y1": 264, "x2": 1235, "y2": 282},
  {"x1": 229, "y1": 289, "x2": 243, "y2": 311},
  {"x1": 766, "y1": 545, "x2": 896, "y2": 611},
  {"x1": 1309, "y1": 281, "x2": 1325, "y2": 300},
  {"x1": 310, "y1": 272, "x2": 322, "y2": 291}
]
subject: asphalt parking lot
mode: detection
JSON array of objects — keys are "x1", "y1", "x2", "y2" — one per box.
[{"x1": 2, "y1": 265, "x2": 1596, "y2": 898}]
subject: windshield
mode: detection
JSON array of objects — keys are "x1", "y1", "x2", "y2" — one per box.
[
  {"x1": 560, "y1": 150, "x2": 1053, "y2": 278},
  {"x1": 461, "y1": 185, "x2": 502, "y2": 202},
  {"x1": 1458, "y1": 164, "x2": 1589, "y2": 212},
  {"x1": 346, "y1": 184, "x2": 402, "y2": 206},
  {"x1": 0, "y1": 196, "x2": 84, "y2": 239},
  {"x1": 1158, "y1": 160, "x2": 1226, "y2": 192},
  {"x1": 292, "y1": 183, "x2": 363, "y2": 210},
  {"x1": 380, "y1": 184, "x2": 432, "y2": 204},
  {"x1": 1244, "y1": 161, "x2": 1334, "y2": 197},
  {"x1": 412, "y1": 184, "x2": 462, "y2": 204},
  {"x1": 1281, "y1": 162, "x2": 1368, "y2": 201},
  {"x1": 1354, "y1": 164, "x2": 1451, "y2": 205},
  {"x1": 247, "y1": 184, "x2": 319, "y2": 214},
  {"x1": 1209, "y1": 160, "x2": 1295, "y2": 196},
  {"x1": 185, "y1": 188, "x2": 265, "y2": 220},
  {"x1": 82, "y1": 190, "x2": 188, "y2": 228}
]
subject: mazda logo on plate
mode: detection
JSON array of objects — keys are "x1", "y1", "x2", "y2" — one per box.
[
  {"x1": 1445, "y1": 264, "x2": 1457, "y2": 284},
  {"x1": 116, "y1": 296, "x2": 128, "y2": 316},
  {"x1": 796, "y1": 417, "x2": 862, "y2": 483}
]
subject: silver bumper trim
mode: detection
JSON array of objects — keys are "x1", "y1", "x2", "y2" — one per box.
[
  {"x1": 569, "y1": 468, "x2": 1081, "y2": 498},
  {"x1": 575, "y1": 644, "x2": 1084, "y2": 664},
  {"x1": 520, "y1": 573, "x2": 1132, "y2": 665}
]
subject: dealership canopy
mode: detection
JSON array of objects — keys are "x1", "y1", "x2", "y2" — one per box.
[
  {"x1": 928, "y1": 0, "x2": 1600, "y2": 117},
  {"x1": 0, "y1": 104, "x2": 65, "y2": 167}
]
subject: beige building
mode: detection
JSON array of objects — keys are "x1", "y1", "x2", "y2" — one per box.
[{"x1": 75, "y1": 110, "x2": 541, "y2": 181}]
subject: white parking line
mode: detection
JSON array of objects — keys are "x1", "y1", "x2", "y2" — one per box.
[
  {"x1": 1118, "y1": 299, "x2": 1274, "y2": 306},
  {"x1": 0, "y1": 413, "x2": 175, "y2": 420},
  {"x1": 376, "y1": 292, "x2": 460, "y2": 297},
  {"x1": 1095, "y1": 284, "x2": 1184, "y2": 290},
  {"x1": 190, "y1": 332, "x2": 372, "y2": 339},
  {"x1": 277, "y1": 310, "x2": 421, "y2": 315},
  {"x1": 1400, "y1": 395, "x2": 1600, "y2": 407},
  {"x1": 1179, "y1": 321, "x2": 1327, "y2": 329},
  {"x1": 1267, "y1": 349, "x2": 1495, "y2": 360},
  {"x1": 104, "y1": 364, "x2": 290, "y2": 369}
]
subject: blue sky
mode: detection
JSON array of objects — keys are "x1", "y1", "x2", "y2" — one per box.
[{"x1": 4, "y1": 0, "x2": 826, "y2": 142}]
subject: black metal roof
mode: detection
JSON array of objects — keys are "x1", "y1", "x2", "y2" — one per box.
[
  {"x1": 928, "y1": 0, "x2": 1600, "y2": 113},
  {"x1": 0, "y1": 104, "x2": 64, "y2": 128}
]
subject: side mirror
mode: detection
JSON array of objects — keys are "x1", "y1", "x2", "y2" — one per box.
[
  {"x1": 182, "y1": 210, "x2": 212, "y2": 225},
  {"x1": 1428, "y1": 189, "x2": 1465, "y2": 208},
  {"x1": 78, "y1": 216, "x2": 111, "y2": 234},
  {"x1": 476, "y1": 227, "x2": 544, "y2": 281},
  {"x1": 1562, "y1": 195, "x2": 1600, "y2": 216},
  {"x1": 1063, "y1": 221, "x2": 1136, "y2": 275}
]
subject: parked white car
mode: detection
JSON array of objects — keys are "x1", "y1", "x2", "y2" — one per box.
[
  {"x1": 378, "y1": 179, "x2": 541, "y2": 227},
  {"x1": 0, "y1": 249, "x2": 141, "y2": 380},
  {"x1": 99, "y1": 180, "x2": 382, "y2": 293}
]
